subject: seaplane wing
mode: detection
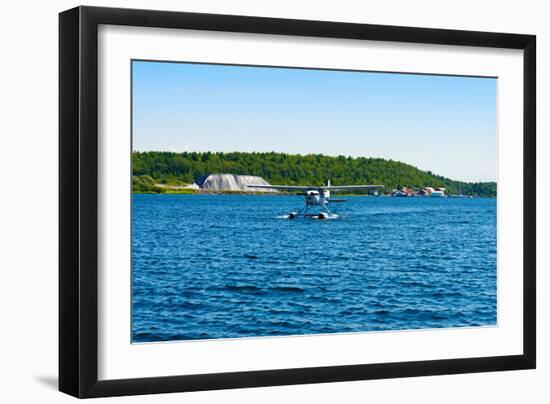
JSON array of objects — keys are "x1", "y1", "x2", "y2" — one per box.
[
  {"x1": 320, "y1": 185, "x2": 384, "y2": 191},
  {"x1": 247, "y1": 184, "x2": 384, "y2": 191},
  {"x1": 246, "y1": 184, "x2": 315, "y2": 191}
]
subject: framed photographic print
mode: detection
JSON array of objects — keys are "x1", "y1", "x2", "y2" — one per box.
[{"x1": 59, "y1": 6, "x2": 536, "y2": 398}]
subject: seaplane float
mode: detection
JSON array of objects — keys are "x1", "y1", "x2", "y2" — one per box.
[{"x1": 246, "y1": 180, "x2": 383, "y2": 219}]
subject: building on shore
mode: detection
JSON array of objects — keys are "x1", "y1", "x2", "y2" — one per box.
[{"x1": 393, "y1": 186, "x2": 446, "y2": 197}]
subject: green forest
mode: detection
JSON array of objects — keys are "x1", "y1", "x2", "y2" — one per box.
[{"x1": 132, "y1": 151, "x2": 497, "y2": 196}]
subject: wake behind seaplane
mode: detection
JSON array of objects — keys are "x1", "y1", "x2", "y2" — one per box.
[{"x1": 246, "y1": 180, "x2": 384, "y2": 219}]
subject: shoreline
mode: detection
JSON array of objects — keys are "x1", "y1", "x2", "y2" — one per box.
[{"x1": 132, "y1": 191, "x2": 496, "y2": 198}]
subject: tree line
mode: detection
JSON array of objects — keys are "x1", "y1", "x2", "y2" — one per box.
[{"x1": 132, "y1": 151, "x2": 497, "y2": 196}]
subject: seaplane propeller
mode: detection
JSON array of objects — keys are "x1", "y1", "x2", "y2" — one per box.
[{"x1": 246, "y1": 180, "x2": 383, "y2": 219}]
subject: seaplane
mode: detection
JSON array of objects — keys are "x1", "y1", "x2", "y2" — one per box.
[{"x1": 246, "y1": 180, "x2": 383, "y2": 219}]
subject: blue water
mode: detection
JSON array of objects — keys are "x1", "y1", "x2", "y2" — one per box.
[{"x1": 132, "y1": 194, "x2": 496, "y2": 342}]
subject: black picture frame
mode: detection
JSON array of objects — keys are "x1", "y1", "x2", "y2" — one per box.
[{"x1": 59, "y1": 5, "x2": 536, "y2": 398}]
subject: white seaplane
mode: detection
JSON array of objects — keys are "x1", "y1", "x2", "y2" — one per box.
[{"x1": 246, "y1": 180, "x2": 383, "y2": 219}]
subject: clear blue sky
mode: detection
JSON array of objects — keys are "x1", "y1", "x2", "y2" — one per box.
[{"x1": 132, "y1": 60, "x2": 497, "y2": 182}]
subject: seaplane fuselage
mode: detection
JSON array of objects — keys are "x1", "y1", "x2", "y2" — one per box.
[{"x1": 306, "y1": 189, "x2": 330, "y2": 206}]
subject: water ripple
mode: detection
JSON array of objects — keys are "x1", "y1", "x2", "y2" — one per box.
[{"x1": 132, "y1": 195, "x2": 497, "y2": 342}]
